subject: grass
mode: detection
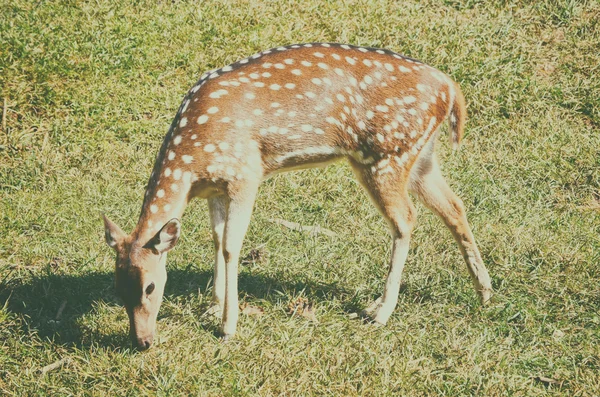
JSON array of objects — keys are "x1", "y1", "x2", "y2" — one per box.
[{"x1": 1, "y1": 0, "x2": 599, "y2": 395}]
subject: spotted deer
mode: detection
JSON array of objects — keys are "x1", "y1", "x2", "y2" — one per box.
[{"x1": 103, "y1": 43, "x2": 493, "y2": 350}]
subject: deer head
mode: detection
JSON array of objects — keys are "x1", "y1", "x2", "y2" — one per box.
[{"x1": 102, "y1": 214, "x2": 180, "y2": 350}]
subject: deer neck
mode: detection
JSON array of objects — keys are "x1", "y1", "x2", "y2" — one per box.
[{"x1": 133, "y1": 137, "x2": 194, "y2": 243}]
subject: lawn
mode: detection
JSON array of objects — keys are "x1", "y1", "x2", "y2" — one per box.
[{"x1": 1, "y1": 0, "x2": 599, "y2": 395}]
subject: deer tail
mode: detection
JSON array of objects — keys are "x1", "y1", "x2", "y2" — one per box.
[{"x1": 448, "y1": 81, "x2": 467, "y2": 150}]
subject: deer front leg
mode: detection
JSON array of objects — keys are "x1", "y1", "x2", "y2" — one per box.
[
  {"x1": 206, "y1": 196, "x2": 229, "y2": 318},
  {"x1": 221, "y1": 183, "x2": 259, "y2": 339}
]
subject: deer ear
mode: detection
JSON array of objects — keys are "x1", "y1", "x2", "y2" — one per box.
[
  {"x1": 144, "y1": 219, "x2": 181, "y2": 254},
  {"x1": 103, "y1": 214, "x2": 126, "y2": 250}
]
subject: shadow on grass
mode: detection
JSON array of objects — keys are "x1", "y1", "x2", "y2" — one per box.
[{"x1": 0, "y1": 266, "x2": 353, "y2": 350}]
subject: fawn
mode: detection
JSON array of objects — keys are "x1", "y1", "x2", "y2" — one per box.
[{"x1": 103, "y1": 43, "x2": 493, "y2": 350}]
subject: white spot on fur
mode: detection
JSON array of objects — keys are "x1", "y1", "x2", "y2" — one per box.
[
  {"x1": 173, "y1": 169, "x2": 182, "y2": 180},
  {"x1": 181, "y1": 99, "x2": 190, "y2": 113},
  {"x1": 209, "y1": 89, "x2": 228, "y2": 99}
]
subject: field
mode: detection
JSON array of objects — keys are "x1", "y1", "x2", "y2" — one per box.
[{"x1": 1, "y1": 0, "x2": 599, "y2": 395}]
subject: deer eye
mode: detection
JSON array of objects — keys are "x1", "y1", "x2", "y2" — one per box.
[{"x1": 145, "y1": 282, "x2": 155, "y2": 295}]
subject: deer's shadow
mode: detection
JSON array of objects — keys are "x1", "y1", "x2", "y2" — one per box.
[{"x1": 0, "y1": 265, "x2": 359, "y2": 349}]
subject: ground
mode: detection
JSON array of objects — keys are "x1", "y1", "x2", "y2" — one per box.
[{"x1": 1, "y1": 0, "x2": 599, "y2": 395}]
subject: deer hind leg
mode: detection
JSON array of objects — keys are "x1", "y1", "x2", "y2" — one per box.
[
  {"x1": 206, "y1": 196, "x2": 228, "y2": 318},
  {"x1": 409, "y1": 152, "x2": 493, "y2": 304},
  {"x1": 220, "y1": 181, "x2": 259, "y2": 338},
  {"x1": 351, "y1": 161, "x2": 416, "y2": 325}
]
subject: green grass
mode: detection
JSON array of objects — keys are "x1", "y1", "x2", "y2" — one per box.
[{"x1": 1, "y1": 0, "x2": 599, "y2": 395}]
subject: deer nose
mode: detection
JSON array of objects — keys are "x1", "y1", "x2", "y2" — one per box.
[{"x1": 135, "y1": 336, "x2": 153, "y2": 351}]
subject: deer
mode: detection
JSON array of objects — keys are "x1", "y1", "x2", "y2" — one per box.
[{"x1": 103, "y1": 43, "x2": 493, "y2": 350}]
